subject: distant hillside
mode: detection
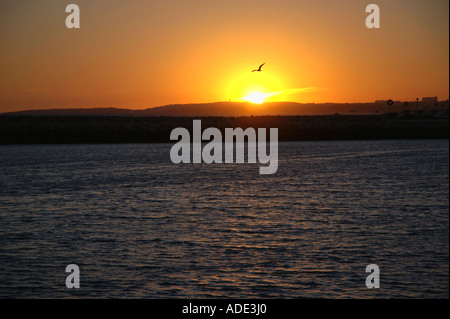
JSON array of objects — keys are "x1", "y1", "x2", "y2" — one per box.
[
  {"x1": 2, "y1": 100, "x2": 449, "y2": 117},
  {"x1": 4, "y1": 101, "x2": 449, "y2": 117},
  {"x1": 143, "y1": 102, "x2": 383, "y2": 116}
]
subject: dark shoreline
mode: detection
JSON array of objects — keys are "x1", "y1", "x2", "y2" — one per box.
[{"x1": 0, "y1": 114, "x2": 448, "y2": 144}]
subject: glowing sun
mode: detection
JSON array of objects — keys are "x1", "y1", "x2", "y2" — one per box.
[{"x1": 243, "y1": 92, "x2": 267, "y2": 104}]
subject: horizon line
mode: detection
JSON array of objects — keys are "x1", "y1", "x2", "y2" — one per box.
[{"x1": 2, "y1": 98, "x2": 450, "y2": 114}]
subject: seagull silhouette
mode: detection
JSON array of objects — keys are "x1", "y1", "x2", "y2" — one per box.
[{"x1": 252, "y1": 63, "x2": 265, "y2": 72}]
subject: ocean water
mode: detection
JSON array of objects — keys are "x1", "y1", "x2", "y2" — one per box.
[{"x1": 0, "y1": 140, "x2": 448, "y2": 298}]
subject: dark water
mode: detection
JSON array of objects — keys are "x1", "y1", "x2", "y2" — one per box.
[{"x1": 0, "y1": 140, "x2": 448, "y2": 298}]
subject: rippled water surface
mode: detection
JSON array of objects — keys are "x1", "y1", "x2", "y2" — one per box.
[{"x1": 0, "y1": 140, "x2": 448, "y2": 298}]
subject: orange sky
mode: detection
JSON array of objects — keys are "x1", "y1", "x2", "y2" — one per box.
[{"x1": 0, "y1": 0, "x2": 448, "y2": 112}]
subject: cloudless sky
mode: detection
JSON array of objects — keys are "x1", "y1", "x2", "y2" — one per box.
[{"x1": 0, "y1": 0, "x2": 448, "y2": 111}]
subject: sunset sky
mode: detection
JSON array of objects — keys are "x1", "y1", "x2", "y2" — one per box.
[{"x1": 0, "y1": 0, "x2": 448, "y2": 112}]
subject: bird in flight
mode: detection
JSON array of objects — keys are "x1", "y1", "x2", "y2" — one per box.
[{"x1": 252, "y1": 63, "x2": 265, "y2": 72}]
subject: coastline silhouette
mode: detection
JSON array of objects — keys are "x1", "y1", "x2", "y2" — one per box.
[{"x1": 0, "y1": 113, "x2": 448, "y2": 144}]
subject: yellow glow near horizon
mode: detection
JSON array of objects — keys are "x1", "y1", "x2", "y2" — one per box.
[
  {"x1": 226, "y1": 65, "x2": 287, "y2": 103},
  {"x1": 243, "y1": 92, "x2": 267, "y2": 104}
]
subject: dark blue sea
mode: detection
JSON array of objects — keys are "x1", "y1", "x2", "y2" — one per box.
[{"x1": 0, "y1": 140, "x2": 448, "y2": 298}]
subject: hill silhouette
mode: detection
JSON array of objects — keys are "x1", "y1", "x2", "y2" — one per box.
[
  {"x1": 1, "y1": 101, "x2": 448, "y2": 144},
  {"x1": 4, "y1": 101, "x2": 448, "y2": 117}
]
